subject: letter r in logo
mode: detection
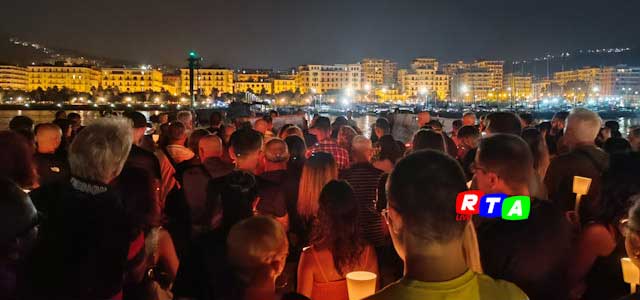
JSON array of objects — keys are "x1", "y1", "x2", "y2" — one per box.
[{"x1": 456, "y1": 190, "x2": 483, "y2": 215}]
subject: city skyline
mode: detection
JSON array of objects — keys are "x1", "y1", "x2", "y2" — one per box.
[{"x1": 1, "y1": 0, "x2": 639, "y2": 69}]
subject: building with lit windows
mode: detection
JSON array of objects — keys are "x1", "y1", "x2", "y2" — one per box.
[
  {"x1": 600, "y1": 65, "x2": 640, "y2": 98},
  {"x1": 0, "y1": 65, "x2": 28, "y2": 90},
  {"x1": 451, "y1": 70, "x2": 492, "y2": 102},
  {"x1": 236, "y1": 70, "x2": 271, "y2": 82},
  {"x1": 440, "y1": 61, "x2": 469, "y2": 76},
  {"x1": 361, "y1": 58, "x2": 397, "y2": 87},
  {"x1": 503, "y1": 73, "x2": 533, "y2": 100},
  {"x1": 234, "y1": 79, "x2": 273, "y2": 94},
  {"x1": 100, "y1": 68, "x2": 163, "y2": 93},
  {"x1": 398, "y1": 58, "x2": 450, "y2": 100},
  {"x1": 162, "y1": 74, "x2": 180, "y2": 96},
  {"x1": 553, "y1": 66, "x2": 602, "y2": 87},
  {"x1": 179, "y1": 68, "x2": 234, "y2": 96},
  {"x1": 532, "y1": 79, "x2": 554, "y2": 99},
  {"x1": 28, "y1": 65, "x2": 100, "y2": 93},
  {"x1": 273, "y1": 75, "x2": 297, "y2": 94},
  {"x1": 296, "y1": 64, "x2": 362, "y2": 94},
  {"x1": 472, "y1": 60, "x2": 504, "y2": 91}
]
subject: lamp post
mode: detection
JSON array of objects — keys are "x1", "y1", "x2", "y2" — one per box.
[{"x1": 187, "y1": 51, "x2": 201, "y2": 108}]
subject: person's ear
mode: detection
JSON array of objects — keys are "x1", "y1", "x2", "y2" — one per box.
[
  {"x1": 388, "y1": 208, "x2": 403, "y2": 236},
  {"x1": 229, "y1": 146, "x2": 237, "y2": 161},
  {"x1": 488, "y1": 172, "x2": 500, "y2": 190}
]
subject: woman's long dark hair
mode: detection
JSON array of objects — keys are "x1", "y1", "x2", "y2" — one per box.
[
  {"x1": 285, "y1": 135, "x2": 307, "y2": 175},
  {"x1": 311, "y1": 180, "x2": 365, "y2": 276},
  {"x1": 0, "y1": 130, "x2": 38, "y2": 189}
]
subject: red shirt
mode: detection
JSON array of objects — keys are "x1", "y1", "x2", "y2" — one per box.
[{"x1": 306, "y1": 139, "x2": 351, "y2": 170}]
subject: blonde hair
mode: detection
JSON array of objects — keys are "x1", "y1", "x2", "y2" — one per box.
[
  {"x1": 227, "y1": 216, "x2": 288, "y2": 281},
  {"x1": 297, "y1": 152, "x2": 338, "y2": 219},
  {"x1": 68, "y1": 117, "x2": 132, "y2": 183}
]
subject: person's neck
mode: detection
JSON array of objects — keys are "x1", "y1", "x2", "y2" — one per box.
[
  {"x1": 263, "y1": 163, "x2": 287, "y2": 173},
  {"x1": 236, "y1": 160, "x2": 256, "y2": 174},
  {"x1": 169, "y1": 141, "x2": 185, "y2": 146},
  {"x1": 243, "y1": 281, "x2": 276, "y2": 300},
  {"x1": 202, "y1": 155, "x2": 222, "y2": 163},
  {"x1": 404, "y1": 240, "x2": 468, "y2": 282},
  {"x1": 571, "y1": 141, "x2": 595, "y2": 149},
  {"x1": 37, "y1": 147, "x2": 56, "y2": 154},
  {"x1": 495, "y1": 185, "x2": 530, "y2": 197}
]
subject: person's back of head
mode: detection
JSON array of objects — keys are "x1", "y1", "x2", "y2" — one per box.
[
  {"x1": 285, "y1": 135, "x2": 306, "y2": 172},
  {"x1": 476, "y1": 134, "x2": 533, "y2": 194},
  {"x1": 603, "y1": 137, "x2": 631, "y2": 155},
  {"x1": 374, "y1": 118, "x2": 391, "y2": 138},
  {"x1": 519, "y1": 112, "x2": 534, "y2": 128},
  {"x1": 53, "y1": 118, "x2": 72, "y2": 138},
  {"x1": 452, "y1": 119, "x2": 463, "y2": 133},
  {"x1": 485, "y1": 112, "x2": 522, "y2": 136},
  {"x1": 564, "y1": 108, "x2": 601, "y2": 147},
  {"x1": 521, "y1": 128, "x2": 548, "y2": 172},
  {"x1": 351, "y1": 135, "x2": 373, "y2": 163},
  {"x1": 176, "y1": 111, "x2": 193, "y2": 129},
  {"x1": 457, "y1": 125, "x2": 481, "y2": 148},
  {"x1": 69, "y1": 117, "x2": 133, "y2": 184},
  {"x1": 298, "y1": 152, "x2": 338, "y2": 219},
  {"x1": 167, "y1": 121, "x2": 187, "y2": 145},
  {"x1": 604, "y1": 120, "x2": 622, "y2": 138},
  {"x1": 424, "y1": 119, "x2": 444, "y2": 133},
  {"x1": 9, "y1": 115, "x2": 34, "y2": 132},
  {"x1": 254, "y1": 119, "x2": 269, "y2": 134},
  {"x1": 35, "y1": 123, "x2": 62, "y2": 154},
  {"x1": 209, "y1": 111, "x2": 223, "y2": 128},
  {"x1": 199, "y1": 134, "x2": 224, "y2": 161},
  {"x1": 263, "y1": 138, "x2": 289, "y2": 171},
  {"x1": 217, "y1": 170, "x2": 259, "y2": 232},
  {"x1": 378, "y1": 135, "x2": 402, "y2": 164},
  {"x1": 229, "y1": 128, "x2": 264, "y2": 172},
  {"x1": 313, "y1": 180, "x2": 365, "y2": 276},
  {"x1": 54, "y1": 110, "x2": 67, "y2": 120},
  {"x1": 462, "y1": 112, "x2": 477, "y2": 126},
  {"x1": 0, "y1": 131, "x2": 37, "y2": 190},
  {"x1": 386, "y1": 150, "x2": 468, "y2": 257},
  {"x1": 310, "y1": 116, "x2": 331, "y2": 140},
  {"x1": 0, "y1": 177, "x2": 38, "y2": 264},
  {"x1": 282, "y1": 125, "x2": 304, "y2": 140},
  {"x1": 227, "y1": 215, "x2": 288, "y2": 298},
  {"x1": 188, "y1": 129, "x2": 211, "y2": 154},
  {"x1": 67, "y1": 112, "x2": 82, "y2": 128},
  {"x1": 592, "y1": 152, "x2": 640, "y2": 227},
  {"x1": 412, "y1": 129, "x2": 445, "y2": 153},
  {"x1": 629, "y1": 127, "x2": 640, "y2": 151}
]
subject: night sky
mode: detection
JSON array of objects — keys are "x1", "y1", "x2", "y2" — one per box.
[{"x1": 1, "y1": 0, "x2": 638, "y2": 69}]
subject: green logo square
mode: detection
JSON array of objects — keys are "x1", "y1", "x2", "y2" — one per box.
[{"x1": 501, "y1": 196, "x2": 531, "y2": 221}]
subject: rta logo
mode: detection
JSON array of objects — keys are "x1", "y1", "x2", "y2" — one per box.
[{"x1": 455, "y1": 190, "x2": 531, "y2": 221}]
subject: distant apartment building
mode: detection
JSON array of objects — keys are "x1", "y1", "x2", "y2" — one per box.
[
  {"x1": 553, "y1": 66, "x2": 602, "y2": 88},
  {"x1": 398, "y1": 58, "x2": 450, "y2": 100},
  {"x1": 273, "y1": 75, "x2": 297, "y2": 94},
  {"x1": 28, "y1": 65, "x2": 100, "y2": 93},
  {"x1": 234, "y1": 79, "x2": 273, "y2": 94},
  {"x1": 0, "y1": 65, "x2": 28, "y2": 90},
  {"x1": 599, "y1": 65, "x2": 640, "y2": 97},
  {"x1": 361, "y1": 58, "x2": 397, "y2": 87},
  {"x1": 162, "y1": 74, "x2": 180, "y2": 96},
  {"x1": 410, "y1": 58, "x2": 439, "y2": 71},
  {"x1": 296, "y1": 64, "x2": 362, "y2": 94},
  {"x1": 180, "y1": 68, "x2": 234, "y2": 96},
  {"x1": 100, "y1": 68, "x2": 163, "y2": 93},
  {"x1": 451, "y1": 70, "x2": 493, "y2": 102},
  {"x1": 472, "y1": 60, "x2": 504, "y2": 91},
  {"x1": 503, "y1": 73, "x2": 533, "y2": 100}
]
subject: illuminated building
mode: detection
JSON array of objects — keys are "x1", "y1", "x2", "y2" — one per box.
[
  {"x1": 451, "y1": 70, "x2": 492, "y2": 102},
  {"x1": 472, "y1": 60, "x2": 504, "y2": 91},
  {"x1": 600, "y1": 65, "x2": 640, "y2": 98},
  {"x1": 162, "y1": 74, "x2": 180, "y2": 96},
  {"x1": 28, "y1": 65, "x2": 100, "y2": 92},
  {"x1": 236, "y1": 69, "x2": 270, "y2": 82},
  {"x1": 532, "y1": 79, "x2": 554, "y2": 99},
  {"x1": 503, "y1": 74, "x2": 533, "y2": 100},
  {"x1": 440, "y1": 61, "x2": 469, "y2": 76},
  {"x1": 553, "y1": 66, "x2": 602, "y2": 87},
  {"x1": 273, "y1": 75, "x2": 297, "y2": 94},
  {"x1": 234, "y1": 79, "x2": 273, "y2": 94},
  {"x1": 0, "y1": 65, "x2": 28, "y2": 90},
  {"x1": 100, "y1": 68, "x2": 163, "y2": 93},
  {"x1": 180, "y1": 68, "x2": 234, "y2": 96},
  {"x1": 398, "y1": 58, "x2": 450, "y2": 100},
  {"x1": 361, "y1": 58, "x2": 397, "y2": 87},
  {"x1": 296, "y1": 64, "x2": 362, "y2": 94}
]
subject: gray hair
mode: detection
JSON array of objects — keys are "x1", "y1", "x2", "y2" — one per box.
[
  {"x1": 565, "y1": 108, "x2": 602, "y2": 143},
  {"x1": 177, "y1": 111, "x2": 192, "y2": 123},
  {"x1": 69, "y1": 117, "x2": 133, "y2": 183}
]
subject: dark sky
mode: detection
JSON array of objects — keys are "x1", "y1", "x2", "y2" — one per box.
[{"x1": 1, "y1": 0, "x2": 638, "y2": 69}]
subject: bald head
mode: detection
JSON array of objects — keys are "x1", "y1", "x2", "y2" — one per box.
[
  {"x1": 418, "y1": 111, "x2": 431, "y2": 127},
  {"x1": 564, "y1": 108, "x2": 602, "y2": 147},
  {"x1": 462, "y1": 112, "x2": 477, "y2": 126},
  {"x1": 263, "y1": 138, "x2": 289, "y2": 172},
  {"x1": 199, "y1": 135, "x2": 223, "y2": 162},
  {"x1": 254, "y1": 119, "x2": 268, "y2": 134},
  {"x1": 35, "y1": 123, "x2": 62, "y2": 154}
]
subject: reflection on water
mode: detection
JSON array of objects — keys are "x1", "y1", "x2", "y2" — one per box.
[{"x1": 1, "y1": 110, "x2": 639, "y2": 138}]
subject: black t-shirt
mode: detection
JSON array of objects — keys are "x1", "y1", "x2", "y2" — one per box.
[
  {"x1": 476, "y1": 198, "x2": 573, "y2": 300},
  {"x1": 33, "y1": 152, "x2": 70, "y2": 186},
  {"x1": 125, "y1": 144, "x2": 161, "y2": 180},
  {"x1": 257, "y1": 170, "x2": 290, "y2": 218}
]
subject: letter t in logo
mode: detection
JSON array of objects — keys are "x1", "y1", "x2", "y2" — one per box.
[
  {"x1": 479, "y1": 193, "x2": 507, "y2": 218},
  {"x1": 456, "y1": 190, "x2": 483, "y2": 215}
]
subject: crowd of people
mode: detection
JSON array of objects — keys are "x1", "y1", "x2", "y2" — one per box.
[{"x1": 1, "y1": 106, "x2": 640, "y2": 300}]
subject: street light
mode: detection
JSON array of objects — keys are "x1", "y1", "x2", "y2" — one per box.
[{"x1": 419, "y1": 87, "x2": 429, "y2": 108}]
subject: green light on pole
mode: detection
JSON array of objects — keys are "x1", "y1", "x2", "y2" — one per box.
[{"x1": 189, "y1": 51, "x2": 197, "y2": 58}]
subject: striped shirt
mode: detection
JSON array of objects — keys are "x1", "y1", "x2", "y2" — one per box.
[{"x1": 340, "y1": 163, "x2": 387, "y2": 247}]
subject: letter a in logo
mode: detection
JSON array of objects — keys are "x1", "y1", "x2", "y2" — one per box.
[{"x1": 501, "y1": 196, "x2": 531, "y2": 221}]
